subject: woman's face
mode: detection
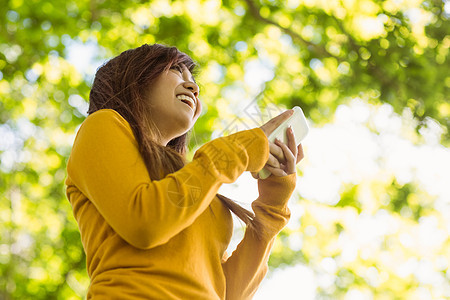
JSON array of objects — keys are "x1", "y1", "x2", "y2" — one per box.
[{"x1": 145, "y1": 64, "x2": 202, "y2": 146}]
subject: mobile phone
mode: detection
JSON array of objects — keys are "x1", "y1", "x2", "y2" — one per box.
[{"x1": 258, "y1": 106, "x2": 309, "y2": 179}]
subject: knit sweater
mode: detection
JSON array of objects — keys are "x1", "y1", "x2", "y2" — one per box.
[{"x1": 65, "y1": 109, "x2": 297, "y2": 299}]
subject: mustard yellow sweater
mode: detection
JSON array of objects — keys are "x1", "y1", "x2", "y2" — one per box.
[{"x1": 65, "y1": 109, "x2": 296, "y2": 299}]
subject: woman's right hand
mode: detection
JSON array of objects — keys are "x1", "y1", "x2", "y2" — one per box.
[
  {"x1": 259, "y1": 109, "x2": 293, "y2": 137},
  {"x1": 252, "y1": 109, "x2": 294, "y2": 178}
]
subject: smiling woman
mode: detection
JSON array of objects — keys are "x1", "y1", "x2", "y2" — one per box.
[
  {"x1": 65, "y1": 43, "x2": 304, "y2": 299},
  {"x1": 143, "y1": 63, "x2": 202, "y2": 146}
]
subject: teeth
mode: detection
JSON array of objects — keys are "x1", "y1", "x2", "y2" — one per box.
[{"x1": 176, "y1": 95, "x2": 195, "y2": 110}]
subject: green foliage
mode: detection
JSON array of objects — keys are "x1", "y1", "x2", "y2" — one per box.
[
  {"x1": 1, "y1": 0, "x2": 449, "y2": 298},
  {"x1": 336, "y1": 184, "x2": 361, "y2": 213},
  {"x1": 386, "y1": 179, "x2": 434, "y2": 221}
]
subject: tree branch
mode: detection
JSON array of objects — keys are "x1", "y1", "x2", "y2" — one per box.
[{"x1": 242, "y1": 0, "x2": 335, "y2": 58}]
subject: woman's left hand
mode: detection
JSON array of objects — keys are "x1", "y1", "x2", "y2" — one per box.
[{"x1": 252, "y1": 126, "x2": 304, "y2": 179}]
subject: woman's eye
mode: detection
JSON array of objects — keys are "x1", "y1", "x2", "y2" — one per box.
[{"x1": 171, "y1": 66, "x2": 182, "y2": 74}]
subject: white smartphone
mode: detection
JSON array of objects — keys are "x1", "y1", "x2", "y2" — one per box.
[{"x1": 258, "y1": 106, "x2": 309, "y2": 179}]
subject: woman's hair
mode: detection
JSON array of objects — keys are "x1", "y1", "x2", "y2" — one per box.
[{"x1": 88, "y1": 43, "x2": 255, "y2": 226}]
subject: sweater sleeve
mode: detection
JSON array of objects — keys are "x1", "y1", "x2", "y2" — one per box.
[
  {"x1": 222, "y1": 173, "x2": 297, "y2": 300},
  {"x1": 65, "y1": 109, "x2": 269, "y2": 249}
]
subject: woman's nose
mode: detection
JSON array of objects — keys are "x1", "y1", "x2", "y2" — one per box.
[{"x1": 183, "y1": 81, "x2": 199, "y2": 97}]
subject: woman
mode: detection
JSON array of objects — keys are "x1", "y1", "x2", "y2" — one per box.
[{"x1": 65, "y1": 43, "x2": 304, "y2": 299}]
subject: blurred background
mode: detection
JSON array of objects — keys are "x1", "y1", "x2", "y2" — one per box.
[{"x1": 0, "y1": 0, "x2": 449, "y2": 299}]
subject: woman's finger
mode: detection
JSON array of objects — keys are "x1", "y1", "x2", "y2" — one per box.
[
  {"x1": 259, "y1": 110, "x2": 294, "y2": 137},
  {"x1": 286, "y1": 126, "x2": 298, "y2": 159},
  {"x1": 275, "y1": 138, "x2": 295, "y2": 164},
  {"x1": 269, "y1": 142, "x2": 286, "y2": 163},
  {"x1": 296, "y1": 144, "x2": 304, "y2": 164},
  {"x1": 274, "y1": 138, "x2": 296, "y2": 174},
  {"x1": 266, "y1": 153, "x2": 281, "y2": 168},
  {"x1": 264, "y1": 164, "x2": 288, "y2": 177}
]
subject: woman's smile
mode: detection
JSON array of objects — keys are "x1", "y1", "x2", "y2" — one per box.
[{"x1": 176, "y1": 94, "x2": 196, "y2": 112}]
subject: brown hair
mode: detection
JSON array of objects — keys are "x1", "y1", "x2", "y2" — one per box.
[{"x1": 88, "y1": 43, "x2": 255, "y2": 226}]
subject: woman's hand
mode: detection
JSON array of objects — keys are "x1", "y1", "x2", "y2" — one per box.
[
  {"x1": 256, "y1": 110, "x2": 292, "y2": 176},
  {"x1": 253, "y1": 113, "x2": 305, "y2": 178},
  {"x1": 272, "y1": 127, "x2": 304, "y2": 176},
  {"x1": 258, "y1": 109, "x2": 293, "y2": 138}
]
